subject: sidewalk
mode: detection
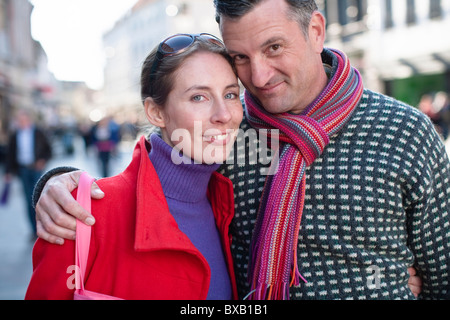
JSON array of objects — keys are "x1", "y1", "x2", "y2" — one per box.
[
  {"x1": 0, "y1": 136, "x2": 134, "y2": 300},
  {"x1": 0, "y1": 178, "x2": 33, "y2": 300}
]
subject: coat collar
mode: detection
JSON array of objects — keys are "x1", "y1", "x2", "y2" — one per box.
[{"x1": 128, "y1": 136, "x2": 203, "y2": 254}]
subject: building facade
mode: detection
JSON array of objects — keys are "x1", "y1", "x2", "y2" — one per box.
[
  {"x1": 0, "y1": 0, "x2": 58, "y2": 155},
  {"x1": 101, "y1": 0, "x2": 219, "y2": 122},
  {"x1": 320, "y1": 0, "x2": 450, "y2": 106},
  {"x1": 100, "y1": 0, "x2": 450, "y2": 121}
]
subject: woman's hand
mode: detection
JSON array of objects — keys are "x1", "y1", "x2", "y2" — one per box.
[{"x1": 407, "y1": 267, "x2": 422, "y2": 298}]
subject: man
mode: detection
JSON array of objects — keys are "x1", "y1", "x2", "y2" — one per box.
[
  {"x1": 5, "y1": 109, "x2": 52, "y2": 236},
  {"x1": 33, "y1": 0, "x2": 448, "y2": 299}
]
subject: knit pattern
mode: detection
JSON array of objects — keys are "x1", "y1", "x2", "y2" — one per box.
[
  {"x1": 244, "y1": 48, "x2": 364, "y2": 300},
  {"x1": 219, "y1": 89, "x2": 450, "y2": 300}
]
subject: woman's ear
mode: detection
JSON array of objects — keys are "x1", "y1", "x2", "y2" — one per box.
[{"x1": 144, "y1": 97, "x2": 166, "y2": 128}]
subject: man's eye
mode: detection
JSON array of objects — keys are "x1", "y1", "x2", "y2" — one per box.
[
  {"x1": 233, "y1": 55, "x2": 248, "y2": 65},
  {"x1": 268, "y1": 44, "x2": 281, "y2": 54}
]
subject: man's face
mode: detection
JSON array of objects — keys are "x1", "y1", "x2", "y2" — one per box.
[{"x1": 220, "y1": 0, "x2": 327, "y2": 115}]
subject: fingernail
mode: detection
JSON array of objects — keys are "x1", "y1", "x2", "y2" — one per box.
[
  {"x1": 56, "y1": 238, "x2": 64, "y2": 245},
  {"x1": 85, "y1": 217, "x2": 95, "y2": 226},
  {"x1": 94, "y1": 189, "x2": 105, "y2": 196}
]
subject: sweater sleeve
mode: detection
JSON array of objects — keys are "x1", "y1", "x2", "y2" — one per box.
[
  {"x1": 404, "y1": 114, "x2": 450, "y2": 300},
  {"x1": 32, "y1": 166, "x2": 80, "y2": 208}
]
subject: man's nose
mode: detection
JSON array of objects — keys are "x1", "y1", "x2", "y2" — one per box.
[{"x1": 251, "y1": 56, "x2": 273, "y2": 88}]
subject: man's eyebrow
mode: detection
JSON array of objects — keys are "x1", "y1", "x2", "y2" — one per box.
[
  {"x1": 226, "y1": 48, "x2": 242, "y2": 55},
  {"x1": 260, "y1": 36, "x2": 284, "y2": 49},
  {"x1": 226, "y1": 36, "x2": 285, "y2": 55}
]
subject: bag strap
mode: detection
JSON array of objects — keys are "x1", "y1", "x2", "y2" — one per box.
[{"x1": 75, "y1": 172, "x2": 95, "y2": 293}]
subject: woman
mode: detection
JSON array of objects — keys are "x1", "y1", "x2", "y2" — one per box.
[{"x1": 25, "y1": 33, "x2": 243, "y2": 300}]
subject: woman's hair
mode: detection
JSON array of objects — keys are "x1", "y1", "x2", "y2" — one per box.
[
  {"x1": 213, "y1": 0, "x2": 318, "y2": 37},
  {"x1": 140, "y1": 36, "x2": 235, "y2": 107}
]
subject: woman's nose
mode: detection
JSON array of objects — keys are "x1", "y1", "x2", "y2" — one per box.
[{"x1": 211, "y1": 99, "x2": 233, "y2": 124}]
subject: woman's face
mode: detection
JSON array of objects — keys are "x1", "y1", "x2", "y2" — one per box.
[{"x1": 156, "y1": 51, "x2": 243, "y2": 164}]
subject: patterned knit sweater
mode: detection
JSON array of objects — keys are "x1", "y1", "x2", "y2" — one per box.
[{"x1": 219, "y1": 89, "x2": 450, "y2": 300}]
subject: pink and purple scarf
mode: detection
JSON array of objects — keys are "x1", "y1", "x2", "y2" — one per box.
[{"x1": 245, "y1": 48, "x2": 364, "y2": 300}]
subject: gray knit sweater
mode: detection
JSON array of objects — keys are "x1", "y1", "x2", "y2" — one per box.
[{"x1": 219, "y1": 88, "x2": 450, "y2": 300}]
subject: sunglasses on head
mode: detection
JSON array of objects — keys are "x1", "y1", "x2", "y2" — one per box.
[{"x1": 149, "y1": 33, "x2": 225, "y2": 84}]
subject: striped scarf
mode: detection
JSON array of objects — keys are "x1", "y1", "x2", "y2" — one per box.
[{"x1": 245, "y1": 48, "x2": 364, "y2": 300}]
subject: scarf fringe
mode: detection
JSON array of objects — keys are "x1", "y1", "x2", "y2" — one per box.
[
  {"x1": 246, "y1": 270, "x2": 308, "y2": 301},
  {"x1": 245, "y1": 283, "x2": 289, "y2": 300}
]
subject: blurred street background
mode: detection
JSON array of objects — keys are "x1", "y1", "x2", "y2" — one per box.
[
  {"x1": 0, "y1": 134, "x2": 135, "y2": 300},
  {"x1": 1, "y1": 0, "x2": 450, "y2": 300}
]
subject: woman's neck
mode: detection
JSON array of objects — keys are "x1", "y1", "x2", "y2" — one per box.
[{"x1": 148, "y1": 134, "x2": 220, "y2": 203}]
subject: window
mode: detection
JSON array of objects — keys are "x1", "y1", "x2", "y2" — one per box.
[
  {"x1": 429, "y1": 0, "x2": 442, "y2": 19},
  {"x1": 384, "y1": 0, "x2": 394, "y2": 29},
  {"x1": 406, "y1": 0, "x2": 416, "y2": 25},
  {"x1": 336, "y1": 0, "x2": 367, "y2": 25}
]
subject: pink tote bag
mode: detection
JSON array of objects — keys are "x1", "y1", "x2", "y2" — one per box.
[{"x1": 73, "y1": 172, "x2": 123, "y2": 300}]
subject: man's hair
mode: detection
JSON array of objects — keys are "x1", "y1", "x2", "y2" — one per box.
[{"x1": 213, "y1": 0, "x2": 318, "y2": 36}]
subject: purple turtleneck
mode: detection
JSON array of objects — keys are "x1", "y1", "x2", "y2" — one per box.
[{"x1": 148, "y1": 134, "x2": 232, "y2": 300}]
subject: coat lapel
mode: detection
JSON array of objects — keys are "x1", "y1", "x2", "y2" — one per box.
[{"x1": 132, "y1": 137, "x2": 204, "y2": 257}]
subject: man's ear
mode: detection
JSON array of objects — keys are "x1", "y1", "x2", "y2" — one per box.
[
  {"x1": 309, "y1": 11, "x2": 326, "y2": 54},
  {"x1": 144, "y1": 97, "x2": 166, "y2": 128}
]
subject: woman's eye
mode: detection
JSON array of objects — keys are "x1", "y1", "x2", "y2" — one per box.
[
  {"x1": 225, "y1": 93, "x2": 237, "y2": 99},
  {"x1": 192, "y1": 95, "x2": 206, "y2": 102}
]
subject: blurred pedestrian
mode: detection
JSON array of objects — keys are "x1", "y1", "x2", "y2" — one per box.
[
  {"x1": 418, "y1": 94, "x2": 435, "y2": 119},
  {"x1": 91, "y1": 117, "x2": 120, "y2": 177},
  {"x1": 419, "y1": 92, "x2": 450, "y2": 140},
  {"x1": 4, "y1": 108, "x2": 52, "y2": 237},
  {"x1": 433, "y1": 91, "x2": 450, "y2": 140},
  {"x1": 78, "y1": 121, "x2": 93, "y2": 155}
]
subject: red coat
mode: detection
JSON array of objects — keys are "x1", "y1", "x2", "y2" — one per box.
[{"x1": 25, "y1": 136, "x2": 238, "y2": 300}]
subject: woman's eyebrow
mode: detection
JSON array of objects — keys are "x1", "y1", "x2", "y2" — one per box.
[
  {"x1": 184, "y1": 85, "x2": 211, "y2": 93},
  {"x1": 184, "y1": 83, "x2": 240, "y2": 93},
  {"x1": 226, "y1": 83, "x2": 240, "y2": 90}
]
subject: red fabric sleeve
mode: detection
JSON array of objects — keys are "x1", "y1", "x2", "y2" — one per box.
[{"x1": 25, "y1": 239, "x2": 76, "y2": 300}]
